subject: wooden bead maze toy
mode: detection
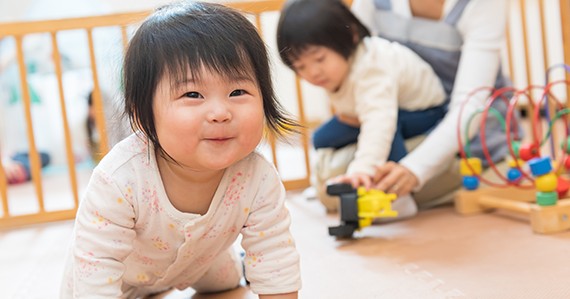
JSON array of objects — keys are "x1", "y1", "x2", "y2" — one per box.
[{"x1": 455, "y1": 64, "x2": 570, "y2": 234}]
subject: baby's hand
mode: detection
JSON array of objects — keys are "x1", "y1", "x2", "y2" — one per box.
[{"x1": 328, "y1": 172, "x2": 373, "y2": 190}]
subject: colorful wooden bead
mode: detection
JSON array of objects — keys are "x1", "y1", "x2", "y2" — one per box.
[
  {"x1": 536, "y1": 191, "x2": 557, "y2": 206},
  {"x1": 462, "y1": 176, "x2": 479, "y2": 190},
  {"x1": 519, "y1": 143, "x2": 540, "y2": 161},
  {"x1": 528, "y1": 157, "x2": 552, "y2": 177},
  {"x1": 557, "y1": 177, "x2": 570, "y2": 198},
  {"x1": 507, "y1": 168, "x2": 522, "y2": 183},
  {"x1": 507, "y1": 158, "x2": 525, "y2": 168},
  {"x1": 535, "y1": 173, "x2": 558, "y2": 192},
  {"x1": 460, "y1": 158, "x2": 482, "y2": 176}
]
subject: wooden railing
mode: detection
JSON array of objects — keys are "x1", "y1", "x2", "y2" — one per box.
[
  {"x1": 505, "y1": 0, "x2": 570, "y2": 102},
  {"x1": 0, "y1": 0, "x2": 314, "y2": 229},
  {"x1": 0, "y1": 0, "x2": 569, "y2": 229}
]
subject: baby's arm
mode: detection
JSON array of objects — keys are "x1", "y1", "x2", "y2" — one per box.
[
  {"x1": 68, "y1": 170, "x2": 136, "y2": 296},
  {"x1": 240, "y1": 159, "x2": 301, "y2": 297}
]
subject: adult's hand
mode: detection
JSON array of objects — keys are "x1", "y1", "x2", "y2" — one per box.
[{"x1": 373, "y1": 161, "x2": 419, "y2": 196}]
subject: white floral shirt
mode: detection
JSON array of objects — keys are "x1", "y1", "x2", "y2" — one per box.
[{"x1": 61, "y1": 133, "x2": 301, "y2": 297}]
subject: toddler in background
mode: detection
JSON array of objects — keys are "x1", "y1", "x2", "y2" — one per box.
[
  {"x1": 277, "y1": 0, "x2": 446, "y2": 218},
  {"x1": 61, "y1": 2, "x2": 301, "y2": 298}
]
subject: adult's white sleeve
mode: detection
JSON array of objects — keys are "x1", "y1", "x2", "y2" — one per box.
[{"x1": 399, "y1": 0, "x2": 508, "y2": 188}]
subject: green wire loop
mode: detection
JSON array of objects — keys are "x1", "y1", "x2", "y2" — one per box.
[
  {"x1": 542, "y1": 108, "x2": 570, "y2": 146},
  {"x1": 463, "y1": 107, "x2": 506, "y2": 158}
]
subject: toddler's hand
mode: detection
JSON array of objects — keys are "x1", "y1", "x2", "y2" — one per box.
[{"x1": 328, "y1": 172, "x2": 373, "y2": 190}]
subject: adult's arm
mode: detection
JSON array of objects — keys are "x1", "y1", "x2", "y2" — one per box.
[{"x1": 399, "y1": 0, "x2": 508, "y2": 188}]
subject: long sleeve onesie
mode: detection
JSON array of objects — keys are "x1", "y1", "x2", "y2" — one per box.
[{"x1": 60, "y1": 133, "x2": 301, "y2": 297}]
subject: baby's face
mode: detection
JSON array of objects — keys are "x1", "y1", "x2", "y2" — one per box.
[
  {"x1": 152, "y1": 66, "x2": 264, "y2": 172},
  {"x1": 291, "y1": 45, "x2": 350, "y2": 92}
]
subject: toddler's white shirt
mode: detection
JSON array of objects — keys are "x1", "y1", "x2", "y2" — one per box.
[{"x1": 328, "y1": 36, "x2": 446, "y2": 176}]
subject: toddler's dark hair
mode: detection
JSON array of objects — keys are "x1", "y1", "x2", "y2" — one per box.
[
  {"x1": 123, "y1": 1, "x2": 298, "y2": 156},
  {"x1": 277, "y1": 0, "x2": 370, "y2": 68}
]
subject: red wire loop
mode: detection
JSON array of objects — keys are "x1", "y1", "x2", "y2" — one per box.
[{"x1": 457, "y1": 80, "x2": 570, "y2": 190}]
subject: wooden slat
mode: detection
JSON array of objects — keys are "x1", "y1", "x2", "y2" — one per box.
[
  {"x1": 86, "y1": 28, "x2": 109, "y2": 156},
  {"x1": 15, "y1": 36, "x2": 45, "y2": 213},
  {"x1": 0, "y1": 209, "x2": 77, "y2": 230},
  {"x1": 455, "y1": 186, "x2": 536, "y2": 215},
  {"x1": 283, "y1": 178, "x2": 311, "y2": 191},
  {"x1": 519, "y1": 0, "x2": 534, "y2": 94},
  {"x1": 538, "y1": 0, "x2": 560, "y2": 156},
  {"x1": 50, "y1": 32, "x2": 80, "y2": 207},
  {"x1": 561, "y1": 0, "x2": 570, "y2": 105},
  {"x1": 0, "y1": 158, "x2": 8, "y2": 216},
  {"x1": 295, "y1": 76, "x2": 312, "y2": 188},
  {"x1": 120, "y1": 25, "x2": 129, "y2": 53},
  {"x1": 479, "y1": 196, "x2": 532, "y2": 214},
  {"x1": 0, "y1": 1, "x2": 287, "y2": 37},
  {"x1": 0, "y1": 12, "x2": 149, "y2": 36},
  {"x1": 226, "y1": 0, "x2": 284, "y2": 13},
  {"x1": 506, "y1": 12, "x2": 515, "y2": 88},
  {"x1": 538, "y1": 0, "x2": 550, "y2": 73}
]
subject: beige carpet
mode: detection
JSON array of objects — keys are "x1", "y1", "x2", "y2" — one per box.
[
  {"x1": 286, "y1": 192, "x2": 570, "y2": 299},
  {"x1": 152, "y1": 190, "x2": 570, "y2": 299},
  {"x1": 2, "y1": 189, "x2": 570, "y2": 298}
]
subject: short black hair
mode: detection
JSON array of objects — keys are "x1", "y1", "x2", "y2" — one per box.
[
  {"x1": 277, "y1": 0, "x2": 370, "y2": 68},
  {"x1": 124, "y1": 1, "x2": 298, "y2": 156}
]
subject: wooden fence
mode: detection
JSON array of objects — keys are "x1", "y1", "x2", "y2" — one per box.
[{"x1": 0, "y1": 0, "x2": 569, "y2": 229}]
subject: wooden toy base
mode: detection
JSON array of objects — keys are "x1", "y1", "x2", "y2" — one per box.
[{"x1": 455, "y1": 187, "x2": 570, "y2": 234}]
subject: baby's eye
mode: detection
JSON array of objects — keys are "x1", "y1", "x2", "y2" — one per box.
[
  {"x1": 316, "y1": 55, "x2": 326, "y2": 62},
  {"x1": 229, "y1": 89, "x2": 247, "y2": 97},
  {"x1": 183, "y1": 91, "x2": 202, "y2": 98}
]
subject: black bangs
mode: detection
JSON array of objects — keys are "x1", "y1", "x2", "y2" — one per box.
[
  {"x1": 150, "y1": 3, "x2": 258, "y2": 86},
  {"x1": 277, "y1": 0, "x2": 370, "y2": 68},
  {"x1": 277, "y1": 0, "x2": 337, "y2": 66}
]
